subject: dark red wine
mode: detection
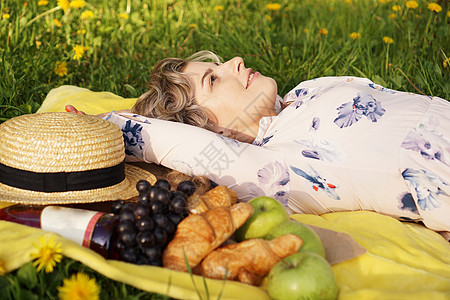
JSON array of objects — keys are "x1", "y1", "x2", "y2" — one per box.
[{"x1": 0, "y1": 204, "x2": 121, "y2": 259}]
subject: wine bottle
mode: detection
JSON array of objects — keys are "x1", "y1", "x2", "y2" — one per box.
[{"x1": 0, "y1": 204, "x2": 121, "y2": 259}]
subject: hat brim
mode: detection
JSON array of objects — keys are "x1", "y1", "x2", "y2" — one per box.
[{"x1": 0, "y1": 164, "x2": 156, "y2": 205}]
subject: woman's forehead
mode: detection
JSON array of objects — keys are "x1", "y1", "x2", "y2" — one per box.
[{"x1": 184, "y1": 61, "x2": 216, "y2": 75}]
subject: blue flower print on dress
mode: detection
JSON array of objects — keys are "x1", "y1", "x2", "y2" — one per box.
[
  {"x1": 368, "y1": 83, "x2": 396, "y2": 94},
  {"x1": 398, "y1": 192, "x2": 419, "y2": 214},
  {"x1": 254, "y1": 133, "x2": 274, "y2": 147},
  {"x1": 290, "y1": 166, "x2": 340, "y2": 200},
  {"x1": 401, "y1": 116, "x2": 450, "y2": 166},
  {"x1": 122, "y1": 120, "x2": 144, "y2": 158},
  {"x1": 257, "y1": 161, "x2": 290, "y2": 206},
  {"x1": 334, "y1": 92, "x2": 386, "y2": 128},
  {"x1": 402, "y1": 168, "x2": 448, "y2": 211},
  {"x1": 295, "y1": 88, "x2": 308, "y2": 97},
  {"x1": 295, "y1": 117, "x2": 344, "y2": 162}
]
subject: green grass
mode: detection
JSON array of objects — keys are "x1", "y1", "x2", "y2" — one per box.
[
  {"x1": 0, "y1": 0, "x2": 448, "y2": 298},
  {"x1": 0, "y1": 0, "x2": 448, "y2": 122}
]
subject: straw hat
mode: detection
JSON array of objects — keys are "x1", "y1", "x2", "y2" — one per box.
[{"x1": 0, "y1": 112, "x2": 156, "y2": 204}]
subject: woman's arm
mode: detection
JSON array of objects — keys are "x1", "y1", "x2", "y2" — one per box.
[{"x1": 105, "y1": 112, "x2": 291, "y2": 205}]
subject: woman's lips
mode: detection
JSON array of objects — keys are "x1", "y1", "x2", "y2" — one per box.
[{"x1": 246, "y1": 69, "x2": 259, "y2": 88}]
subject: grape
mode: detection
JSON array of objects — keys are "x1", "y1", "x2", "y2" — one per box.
[
  {"x1": 153, "y1": 214, "x2": 168, "y2": 228},
  {"x1": 117, "y1": 220, "x2": 135, "y2": 234},
  {"x1": 170, "y1": 190, "x2": 187, "y2": 201},
  {"x1": 136, "y1": 180, "x2": 151, "y2": 193},
  {"x1": 177, "y1": 180, "x2": 196, "y2": 196},
  {"x1": 135, "y1": 216, "x2": 154, "y2": 232},
  {"x1": 120, "y1": 230, "x2": 137, "y2": 246},
  {"x1": 170, "y1": 197, "x2": 186, "y2": 214},
  {"x1": 144, "y1": 246, "x2": 162, "y2": 261},
  {"x1": 150, "y1": 186, "x2": 171, "y2": 205},
  {"x1": 167, "y1": 213, "x2": 183, "y2": 225},
  {"x1": 119, "y1": 208, "x2": 135, "y2": 223},
  {"x1": 153, "y1": 228, "x2": 168, "y2": 245},
  {"x1": 150, "y1": 201, "x2": 165, "y2": 214},
  {"x1": 133, "y1": 204, "x2": 150, "y2": 220},
  {"x1": 149, "y1": 259, "x2": 163, "y2": 267},
  {"x1": 137, "y1": 191, "x2": 151, "y2": 206},
  {"x1": 136, "y1": 256, "x2": 150, "y2": 265},
  {"x1": 111, "y1": 200, "x2": 125, "y2": 215},
  {"x1": 137, "y1": 231, "x2": 156, "y2": 248},
  {"x1": 165, "y1": 219, "x2": 176, "y2": 236},
  {"x1": 112, "y1": 238, "x2": 127, "y2": 254},
  {"x1": 121, "y1": 247, "x2": 138, "y2": 263},
  {"x1": 122, "y1": 202, "x2": 137, "y2": 212},
  {"x1": 154, "y1": 179, "x2": 171, "y2": 191}
]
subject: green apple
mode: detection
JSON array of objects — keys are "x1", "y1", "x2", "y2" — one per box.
[
  {"x1": 265, "y1": 220, "x2": 326, "y2": 258},
  {"x1": 266, "y1": 252, "x2": 338, "y2": 300},
  {"x1": 234, "y1": 196, "x2": 289, "y2": 241}
]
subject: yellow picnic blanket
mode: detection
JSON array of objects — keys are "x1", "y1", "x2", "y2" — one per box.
[{"x1": 0, "y1": 208, "x2": 449, "y2": 299}]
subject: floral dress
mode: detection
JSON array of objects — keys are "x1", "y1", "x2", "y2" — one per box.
[{"x1": 105, "y1": 76, "x2": 450, "y2": 231}]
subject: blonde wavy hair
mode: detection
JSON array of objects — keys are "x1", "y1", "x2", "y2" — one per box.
[{"x1": 131, "y1": 50, "x2": 222, "y2": 131}]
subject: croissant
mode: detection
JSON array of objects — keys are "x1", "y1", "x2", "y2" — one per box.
[
  {"x1": 187, "y1": 185, "x2": 237, "y2": 214},
  {"x1": 200, "y1": 234, "x2": 303, "y2": 285},
  {"x1": 162, "y1": 202, "x2": 253, "y2": 272}
]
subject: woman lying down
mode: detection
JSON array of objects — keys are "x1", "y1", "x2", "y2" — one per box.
[{"x1": 66, "y1": 50, "x2": 450, "y2": 234}]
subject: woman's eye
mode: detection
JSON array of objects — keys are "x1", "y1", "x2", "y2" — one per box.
[{"x1": 210, "y1": 74, "x2": 217, "y2": 86}]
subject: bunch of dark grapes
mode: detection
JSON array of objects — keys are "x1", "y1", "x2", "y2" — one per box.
[{"x1": 111, "y1": 179, "x2": 196, "y2": 266}]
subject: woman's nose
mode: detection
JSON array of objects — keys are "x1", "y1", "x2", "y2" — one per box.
[{"x1": 225, "y1": 57, "x2": 245, "y2": 74}]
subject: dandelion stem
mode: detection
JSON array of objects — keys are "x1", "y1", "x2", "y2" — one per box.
[
  {"x1": 385, "y1": 44, "x2": 389, "y2": 73},
  {"x1": 26, "y1": 7, "x2": 61, "y2": 27}
]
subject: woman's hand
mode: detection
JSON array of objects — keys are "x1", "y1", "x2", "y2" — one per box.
[
  {"x1": 65, "y1": 105, "x2": 112, "y2": 118},
  {"x1": 65, "y1": 105, "x2": 86, "y2": 115}
]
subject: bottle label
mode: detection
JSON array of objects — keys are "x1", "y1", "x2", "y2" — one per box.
[{"x1": 41, "y1": 206, "x2": 104, "y2": 247}]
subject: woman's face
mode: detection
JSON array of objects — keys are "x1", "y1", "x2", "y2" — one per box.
[{"x1": 184, "y1": 57, "x2": 278, "y2": 141}]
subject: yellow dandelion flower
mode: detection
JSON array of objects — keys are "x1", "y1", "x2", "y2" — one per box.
[
  {"x1": 69, "y1": 0, "x2": 86, "y2": 8},
  {"x1": 379, "y1": 0, "x2": 386, "y2": 4},
  {"x1": 303, "y1": 28, "x2": 309, "y2": 34},
  {"x1": 214, "y1": 5, "x2": 224, "y2": 12},
  {"x1": 72, "y1": 44, "x2": 87, "y2": 60},
  {"x1": 30, "y1": 236, "x2": 63, "y2": 273},
  {"x1": 53, "y1": 18, "x2": 63, "y2": 27},
  {"x1": 383, "y1": 36, "x2": 394, "y2": 44},
  {"x1": 189, "y1": 23, "x2": 197, "y2": 28},
  {"x1": 265, "y1": 14, "x2": 272, "y2": 21},
  {"x1": 349, "y1": 32, "x2": 361, "y2": 40},
  {"x1": 38, "y1": 0, "x2": 49, "y2": 6},
  {"x1": 77, "y1": 29, "x2": 86, "y2": 35},
  {"x1": 392, "y1": 5, "x2": 401, "y2": 11},
  {"x1": 389, "y1": 13, "x2": 396, "y2": 18},
  {"x1": 319, "y1": 28, "x2": 328, "y2": 35},
  {"x1": 2, "y1": 13, "x2": 10, "y2": 19},
  {"x1": 57, "y1": 0, "x2": 70, "y2": 12},
  {"x1": 118, "y1": 13, "x2": 129, "y2": 19},
  {"x1": 447, "y1": 11, "x2": 450, "y2": 18},
  {"x1": 427, "y1": 3, "x2": 441, "y2": 13},
  {"x1": 266, "y1": 3, "x2": 282, "y2": 11},
  {"x1": 53, "y1": 61, "x2": 68, "y2": 77},
  {"x1": 443, "y1": 58, "x2": 450, "y2": 68},
  {"x1": 406, "y1": 1, "x2": 418, "y2": 9},
  {"x1": 345, "y1": 0, "x2": 351, "y2": 3},
  {"x1": 81, "y1": 10, "x2": 94, "y2": 20},
  {"x1": 58, "y1": 272, "x2": 100, "y2": 300},
  {"x1": 36, "y1": 40, "x2": 42, "y2": 47}
]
